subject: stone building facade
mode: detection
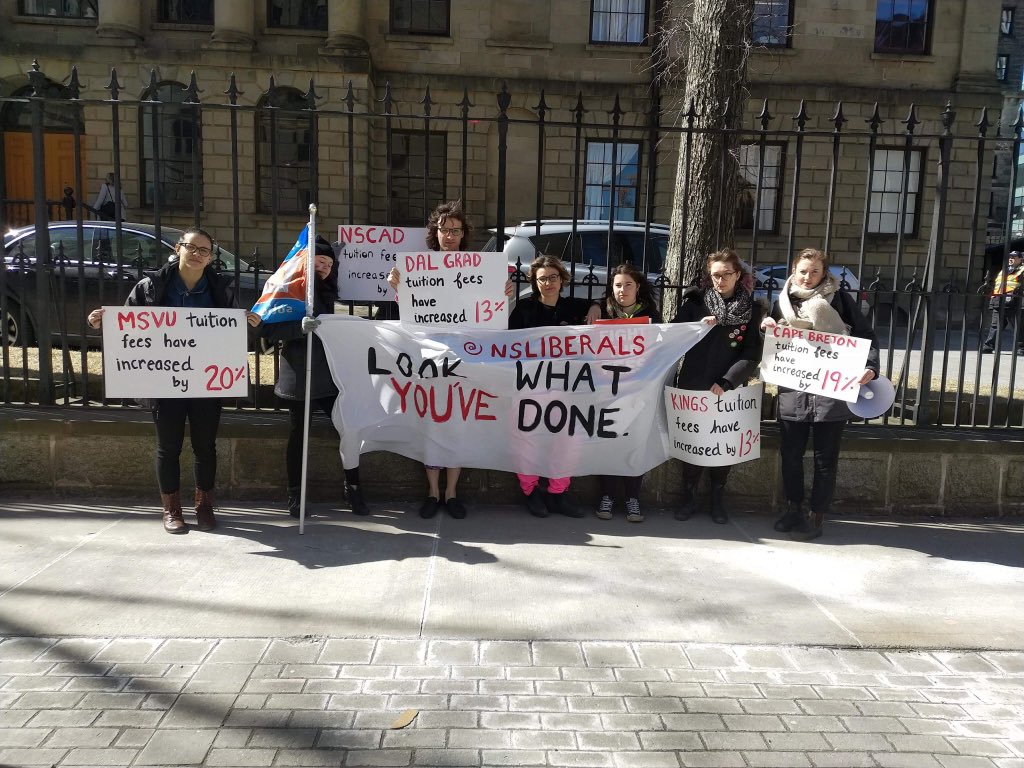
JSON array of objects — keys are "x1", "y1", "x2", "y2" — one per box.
[{"x1": 0, "y1": 0, "x2": 1007, "y2": 283}]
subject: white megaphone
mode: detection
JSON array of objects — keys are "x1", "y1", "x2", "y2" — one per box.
[{"x1": 847, "y1": 375, "x2": 896, "y2": 419}]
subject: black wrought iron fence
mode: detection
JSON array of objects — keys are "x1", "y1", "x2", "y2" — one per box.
[{"x1": 1, "y1": 61, "x2": 1022, "y2": 428}]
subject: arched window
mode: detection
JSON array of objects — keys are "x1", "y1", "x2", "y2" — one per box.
[
  {"x1": 139, "y1": 81, "x2": 203, "y2": 211},
  {"x1": 2, "y1": 82, "x2": 83, "y2": 133},
  {"x1": 256, "y1": 87, "x2": 316, "y2": 214}
]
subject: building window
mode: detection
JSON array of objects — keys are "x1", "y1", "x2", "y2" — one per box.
[
  {"x1": 256, "y1": 88, "x2": 316, "y2": 215},
  {"x1": 390, "y1": 0, "x2": 450, "y2": 36},
  {"x1": 159, "y1": 0, "x2": 213, "y2": 23},
  {"x1": 737, "y1": 144, "x2": 785, "y2": 233},
  {"x1": 752, "y1": 0, "x2": 793, "y2": 47},
  {"x1": 590, "y1": 0, "x2": 647, "y2": 45},
  {"x1": 389, "y1": 131, "x2": 446, "y2": 227},
  {"x1": 998, "y1": 54, "x2": 1010, "y2": 82},
  {"x1": 584, "y1": 141, "x2": 641, "y2": 220},
  {"x1": 18, "y1": 0, "x2": 96, "y2": 18},
  {"x1": 868, "y1": 148, "x2": 923, "y2": 236},
  {"x1": 1002, "y1": 7, "x2": 1015, "y2": 36},
  {"x1": 140, "y1": 82, "x2": 203, "y2": 211},
  {"x1": 874, "y1": 0, "x2": 932, "y2": 54},
  {"x1": 268, "y1": 0, "x2": 327, "y2": 30}
]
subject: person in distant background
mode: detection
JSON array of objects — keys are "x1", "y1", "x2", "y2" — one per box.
[
  {"x1": 981, "y1": 250, "x2": 1024, "y2": 355},
  {"x1": 93, "y1": 172, "x2": 128, "y2": 222}
]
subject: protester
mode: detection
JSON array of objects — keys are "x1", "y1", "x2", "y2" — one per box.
[
  {"x1": 385, "y1": 200, "x2": 513, "y2": 521},
  {"x1": 593, "y1": 262, "x2": 663, "y2": 523},
  {"x1": 981, "y1": 249, "x2": 1024, "y2": 355},
  {"x1": 92, "y1": 172, "x2": 127, "y2": 221},
  {"x1": 256, "y1": 235, "x2": 368, "y2": 518},
  {"x1": 86, "y1": 227, "x2": 260, "y2": 534},
  {"x1": 761, "y1": 248, "x2": 879, "y2": 541},
  {"x1": 508, "y1": 255, "x2": 602, "y2": 518},
  {"x1": 672, "y1": 249, "x2": 763, "y2": 525}
]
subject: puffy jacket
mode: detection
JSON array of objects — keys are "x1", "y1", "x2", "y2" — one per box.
[{"x1": 126, "y1": 261, "x2": 237, "y2": 310}]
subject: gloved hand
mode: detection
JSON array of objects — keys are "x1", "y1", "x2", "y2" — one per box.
[{"x1": 301, "y1": 316, "x2": 321, "y2": 334}]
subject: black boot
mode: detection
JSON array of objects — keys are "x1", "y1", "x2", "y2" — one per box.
[
  {"x1": 790, "y1": 511, "x2": 824, "y2": 541},
  {"x1": 773, "y1": 501, "x2": 802, "y2": 533},
  {"x1": 287, "y1": 486, "x2": 301, "y2": 519},
  {"x1": 346, "y1": 484, "x2": 370, "y2": 516},
  {"x1": 675, "y1": 479, "x2": 698, "y2": 521},
  {"x1": 709, "y1": 483, "x2": 727, "y2": 524}
]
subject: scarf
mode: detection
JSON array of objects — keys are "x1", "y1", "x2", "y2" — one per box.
[
  {"x1": 778, "y1": 274, "x2": 849, "y2": 334},
  {"x1": 703, "y1": 285, "x2": 753, "y2": 326},
  {"x1": 606, "y1": 299, "x2": 649, "y2": 320}
]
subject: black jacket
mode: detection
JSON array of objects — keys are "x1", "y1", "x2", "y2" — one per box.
[
  {"x1": 508, "y1": 295, "x2": 595, "y2": 329},
  {"x1": 673, "y1": 289, "x2": 763, "y2": 391},
  {"x1": 769, "y1": 290, "x2": 880, "y2": 422},
  {"x1": 126, "y1": 262, "x2": 237, "y2": 310}
]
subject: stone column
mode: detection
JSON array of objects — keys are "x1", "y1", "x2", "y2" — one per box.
[
  {"x1": 95, "y1": 0, "x2": 141, "y2": 40},
  {"x1": 210, "y1": 0, "x2": 256, "y2": 51},
  {"x1": 323, "y1": 0, "x2": 369, "y2": 56},
  {"x1": 954, "y1": 0, "x2": 1002, "y2": 93}
]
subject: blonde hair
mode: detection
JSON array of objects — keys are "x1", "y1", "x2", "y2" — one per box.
[{"x1": 793, "y1": 248, "x2": 830, "y2": 272}]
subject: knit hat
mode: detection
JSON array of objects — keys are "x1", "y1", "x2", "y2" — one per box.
[{"x1": 314, "y1": 235, "x2": 336, "y2": 261}]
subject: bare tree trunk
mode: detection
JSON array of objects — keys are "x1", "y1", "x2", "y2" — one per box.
[{"x1": 659, "y1": 0, "x2": 753, "y2": 320}]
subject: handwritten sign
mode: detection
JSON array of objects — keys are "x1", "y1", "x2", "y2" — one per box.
[
  {"x1": 337, "y1": 225, "x2": 426, "y2": 301},
  {"x1": 101, "y1": 307, "x2": 249, "y2": 398},
  {"x1": 395, "y1": 251, "x2": 509, "y2": 328},
  {"x1": 760, "y1": 326, "x2": 870, "y2": 403},
  {"x1": 665, "y1": 384, "x2": 762, "y2": 466}
]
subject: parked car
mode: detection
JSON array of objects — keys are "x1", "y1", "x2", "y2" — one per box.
[
  {"x1": 752, "y1": 263, "x2": 873, "y2": 318},
  {"x1": 481, "y1": 219, "x2": 668, "y2": 302},
  {"x1": 2, "y1": 221, "x2": 262, "y2": 347}
]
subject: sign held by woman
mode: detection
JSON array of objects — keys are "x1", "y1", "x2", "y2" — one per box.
[{"x1": 760, "y1": 325, "x2": 871, "y2": 403}]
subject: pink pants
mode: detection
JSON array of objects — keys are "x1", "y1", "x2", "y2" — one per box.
[{"x1": 517, "y1": 474, "x2": 570, "y2": 495}]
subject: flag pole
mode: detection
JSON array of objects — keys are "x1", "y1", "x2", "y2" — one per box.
[{"x1": 298, "y1": 203, "x2": 317, "y2": 535}]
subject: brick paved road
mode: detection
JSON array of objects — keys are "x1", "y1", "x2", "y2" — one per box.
[{"x1": 1, "y1": 636, "x2": 1023, "y2": 767}]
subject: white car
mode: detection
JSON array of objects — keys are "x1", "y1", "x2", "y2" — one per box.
[
  {"x1": 482, "y1": 219, "x2": 668, "y2": 301},
  {"x1": 753, "y1": 263, "x2": 871, "y2": 316}
]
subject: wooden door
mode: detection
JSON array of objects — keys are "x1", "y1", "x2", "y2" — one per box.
[{"x1": 3, "y1": 132, "x2": 86, "y2": 227}]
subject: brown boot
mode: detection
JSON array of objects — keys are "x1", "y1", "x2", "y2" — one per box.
[
  {"x1": 194, "y1": 488, "x2": 217, "y2": 531},
  {"x1": 161, "y1": 491, "x2": 187, "y2": 534}
]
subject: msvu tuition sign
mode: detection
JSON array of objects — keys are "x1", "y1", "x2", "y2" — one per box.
[
  {"x1": 101, "y1": 307, "x2": 249, "y2": 399},
  {"x1": 315, "y1": 317, "x2": 705, "y2": 476}
]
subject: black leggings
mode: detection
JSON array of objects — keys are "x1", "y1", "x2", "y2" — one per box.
[
  {"x1": 779, "y1": 419, "x2": 845, "y2": 514},
  {"x1": 681, "y1": 462, "x2": 731, "y2": 487},
  {"x1": 284, "y1": 397, "x2": 360, "y2": 488},
  {"x1": 599, "y1": 475, "x2": 643, "y2": 499},
  {"x1": 152, "y1": 398, "x2": 223, "y2": 494}
]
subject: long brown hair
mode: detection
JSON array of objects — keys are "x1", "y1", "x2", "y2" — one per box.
[
  {"x1": 425, "y1": 200, "x2": 472, "y2": 250},
  {"x1": 527, "y1": 255, "x2": 570, "y2": 298},
  {"x1": 606, "y1": 262, "x2": 658, "y2": 314}
]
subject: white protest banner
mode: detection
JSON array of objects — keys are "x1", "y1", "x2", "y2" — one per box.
[
  {"x1": 395, "y1": 251, "x2": 509, "y2": 329},
  {"x1": 101, "y1": 307, "x2": 249, "y2": 399},
  {"x1": 760, "y1": 325, "x2": 870, "y2": 403},
  {"x1": 316, "y1": 317, "x2": 706, "y2": 476},
  {"x1": 664, "y1": 384, "x2": 762, "y2": 467},
  {"x1": 337, "y1": 225, "x2": 426, "y2": 301}
]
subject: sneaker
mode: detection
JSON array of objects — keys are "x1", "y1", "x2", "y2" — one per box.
[
  {"x1": 596, "y1": 495, "x2": 614, "y2": 520},
  {"x1": 445, "y1": 497, "x2": 467, "y2": 519},
  {"x1": 981, "y1": 345, "x2": 994, "y2": 354},
  {"x1": 625, "y1": 497, "x2": 644, "y2": 523},
  {"x1": 546, "y1": 492, "x2": 585, "y2": 518},
  {"x1": 346, "y1": 484, "x2": 370, "y2": 517},
  {"x1": 419, "y1": 496, "x2": 440, "y2": 519},
  {"x1": 524, "y1": 488, "x2": 548, "y2": 518}
]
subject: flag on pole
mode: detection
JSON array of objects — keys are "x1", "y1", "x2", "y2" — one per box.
[{"x1": 250, "y1": 228, "x2": 310, "y2": 324}]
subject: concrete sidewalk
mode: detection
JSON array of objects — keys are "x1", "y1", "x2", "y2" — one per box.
[{"x1": 2, "y1": 498, "x2": 1024, "y2": 767}]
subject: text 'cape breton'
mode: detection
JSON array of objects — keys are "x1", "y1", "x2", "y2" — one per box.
[
  {"x1": 250, "y1": 227, "x2": 310, "y2": 324},
  {"x1": 315, "y1": 316, "x2": 707, "y2": 477}
]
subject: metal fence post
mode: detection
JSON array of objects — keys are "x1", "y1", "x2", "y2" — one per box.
[{"x1": 28, "y1": 61, "x2": 53, "y2": 405}]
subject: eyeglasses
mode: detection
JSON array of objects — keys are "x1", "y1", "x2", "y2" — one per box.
[
  {"x1": 179, "y1": 243, "x2": 212, "y2": 257},
  {"x1": 437, "y1": 227, "x2": 464, "y2": 237},
  {"x1": 536, "y1": 275, "x2": 562, "y2": 284},
  {"x1": 709, "y1": 271, "x2": 737, "y2": 281}
]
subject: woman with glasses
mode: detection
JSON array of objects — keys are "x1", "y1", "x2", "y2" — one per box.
[
  {"x1": 386, "y1": 200, "x2": 514, "y2": 520},
  {"x1": 672, "y1": 249, "x2": 763, "y2": 525},
  {"x1": 87, "y1": 227, "x2": 260, "y2": 534},
  {"x1": 508, "y1": 255, "x2": 602, "y2": 518},
  {"x1": 760, "y1": 248, "x2": 878, "y2": 541}
]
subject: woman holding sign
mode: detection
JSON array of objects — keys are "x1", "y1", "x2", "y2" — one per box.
[
  {"x1": 386, "y1": 200, "x2": 513, "y2": 520},
  {"x1": 673, "y1": 249, "x2": 762, "y2": 525},
  {"x1": 760, "y1": 248, "x2": 879, "y2": 541},
  {"x1": 595, "y1": 263, "x2": 662, "y2": 523},
  {"x1": 86, "y1": 227, "x2": 261, "y2": 535},
  {"x1": 508, "y1": 255, "x2": 603, "y2": 518}
]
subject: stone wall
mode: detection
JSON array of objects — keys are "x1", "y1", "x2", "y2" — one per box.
[{"x1": 3, "y1": 410, "x2": 1023, "y2": 517}]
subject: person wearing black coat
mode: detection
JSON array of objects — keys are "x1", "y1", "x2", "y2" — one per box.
[
  {"x1": 258, "y1": 235, "x2": 368, "y2": 517},
  {"x1": 761, "y1": 248, "x2": 880, "y2": 541},
  {"x1": 594, "y1": 263, "x2": 663, "y2": 524},
  {"x1": 672, "y1": 249, "x2": 763, "y2": 524},
  {"x1": 86, "y1": 226, "x2": 261, "y2": 534}
]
